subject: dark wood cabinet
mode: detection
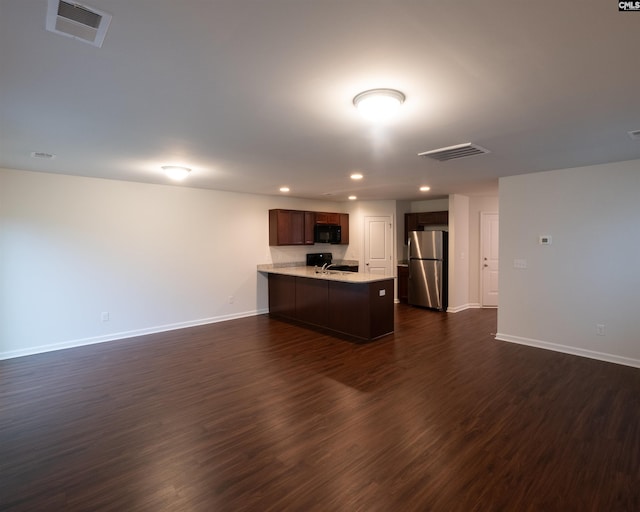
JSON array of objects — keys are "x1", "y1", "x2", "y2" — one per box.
[
  {"x1": 269, "y1": 209, "x2": 314, "y2": 246},
  {"x1": 315, "y1": 212, "x2": 340, "y2": 225},
  {"x1": 267, "y1": 274, "x2": 297, "y2": 319},
  {"x1": 327, "y1": 279, "x2": 394, "y2": 341},
  {"x1": 269, "y1": 209, "x2": 349, "y2": 246},
  {"x1": 267, "y1": 273, "x2": 394, "y2": 341},
  {"x1": 397, "y1": 265, "x2": 409, "y2": 303},
  {"x1": 417, "y1": 211, "x2": 449, "y2": 225},
  {"x1": 295, "y1": 277, "x2": 329, "y2": 327},
  {"x1": 304, "y1": 211, "x2": 315, "y2": 245},
  {"x1": 339, "y1": 213, "x2": 349, "y2": 245},
  {"x1": 404, "y1": 211, "x2": 449, "y2": 244},
  {"x1": 405, "y1": 213, "x2": 420, "y2": 235}
]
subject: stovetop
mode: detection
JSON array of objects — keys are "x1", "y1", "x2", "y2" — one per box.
[{"x1": 306, "y1": 252, "x2": 332, "y2": 266}]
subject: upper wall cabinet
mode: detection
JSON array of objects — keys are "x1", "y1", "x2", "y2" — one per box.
[
  {"x1": 269, "y1": 209, "x2": 314, "y2": 246},
  {"x1": 269, "y1": 209, "x2": 349, "y2": 246},
  {"x1": 315, "y1": 212, "x2": 340, "y2": 225},
  {"x1": 339, "y1": 213, "x2": 349, "y2": 245},
  {"x1": 404, "y1": 211, "x2": 449, "y2": 244}
]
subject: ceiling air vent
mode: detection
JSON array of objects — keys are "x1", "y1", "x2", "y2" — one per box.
[
  {"x1": 31, "y1": 151, "x2": 56, "y2": 159},
  {"x1": 418, "y1": 143, "x2": 490, "y2": 162},
  {"x1": 628, "y1": 129, "x2": 640, "y2": 140},
  {"x1": 46, "y1": 0, "x2": 112, "y2": 48}
]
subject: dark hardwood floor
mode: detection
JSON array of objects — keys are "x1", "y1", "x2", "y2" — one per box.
[{"x1": 1, "y1": 306, "x2": 639, "y2": 511}]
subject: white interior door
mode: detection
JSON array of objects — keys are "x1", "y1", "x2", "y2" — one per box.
[
  {"x1": 364, "y1": 216, "x2": 392, "y2": 275},
  {"x1": 481, "y1": 212, "x2": 499, "y2": 307}
]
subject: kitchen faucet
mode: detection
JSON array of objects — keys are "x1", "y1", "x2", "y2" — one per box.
[{"x1": 315, "y1": 263, "x2": 337, "y2": 274}]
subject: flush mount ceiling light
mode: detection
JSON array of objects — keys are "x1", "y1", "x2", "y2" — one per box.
[
  {"x1": 348, "y1": 195, "x2": 357, "y2": 200},
  {"x1": 279, "y1": 186, "x2": 290, "y2": 192},
  {"x1": 350, "y1": 173, "x2": 363, "y2": 180},
  {"x1": 353, "y1": 88, "x2": 405, "y2": 122},
  {"x1": 420, "y1": 186, "x2": 431, "y2": 192},
  {"x1": 162, "y1": 166, "x2": 191, "y2": 181}
]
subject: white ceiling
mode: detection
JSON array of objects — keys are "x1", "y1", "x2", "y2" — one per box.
[{"x1": 2, "y1": 0, "x2": 639, "y2": 201}]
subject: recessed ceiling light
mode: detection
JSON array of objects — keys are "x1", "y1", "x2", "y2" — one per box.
[
  {"x1": 162, "y1": 166, "x2": 191, "y2": 180},
  {"x1": 348, "y1": 195, "x2": 357, "y2": 200},
  {"x1": 279, "y1": 186, "x2": 290, "y2": 192},
  {"x1": 350, "y1": 173, "x2": 363, "y2": 180},
  {"x1": 353, "y1": 88, "x2": 405, "y2": 122},
  {"x1": 420, "y1": 186, "x2": 431, "y2": 192}
]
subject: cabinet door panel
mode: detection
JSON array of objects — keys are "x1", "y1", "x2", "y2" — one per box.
[
  {"x1": 316, "y1": 212, "x2": 340, "y2": 225},
  {"x1": 296, "y1": 278, "x2": 328, "y2": 326},
  {"x1": 268, "y1": 274, "x2": 296, "y2": 318},
  {"x1": 417, "y1": 211, "x2": 449, "y2": 225},
  {"x1": 304, "y1": 211, "x2": 315, "y2": 245},
  {"x1": 269, "y1": 209, "x2": 308, "y2": 246},
  {"x1": 285, "y1": 210, "x2": 305, "y2": 245},
  {"x1": 339, "y1": 213, "x2": 349, "y2": 244}
]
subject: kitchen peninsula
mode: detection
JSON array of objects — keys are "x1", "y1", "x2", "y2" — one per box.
[{"x1": 258, "y1": 265, "x2": 394, "y2": 342}]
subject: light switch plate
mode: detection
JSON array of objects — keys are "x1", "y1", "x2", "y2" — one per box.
[
  {"x1": 513, "y1": 259, "x2": 527, "y2": 269},
  {"x1": 379, "y1": 289, "x2": 386, "y2": 296}
]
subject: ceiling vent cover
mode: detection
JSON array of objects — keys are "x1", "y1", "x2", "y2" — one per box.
[
  {"x1": 46, "y1": 0, "x2": 112, "y2": 48},
  {"x1": 30, "y1": 151, "x2": 56, "y2": 159},
  {"x1": 418, "y1": 143, "x2": 490, "y2": 162}
]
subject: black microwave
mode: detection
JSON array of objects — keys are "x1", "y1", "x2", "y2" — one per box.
[{"x1": 314, "y1": 224, "x2": 341, "y2": 244}]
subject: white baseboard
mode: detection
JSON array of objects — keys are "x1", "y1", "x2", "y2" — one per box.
[
  {"x1": 0, "y1": 309, "x2": 269, "y2": 361},
  {"x1": 495, "y1": 332, "x2": 640, "y2": 369},
  {"x1": 447, "y1": 303, "x2": 481, "y2": 313}
]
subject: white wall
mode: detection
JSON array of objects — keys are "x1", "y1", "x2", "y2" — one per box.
[
  {"x1": 344, "y1": 199, "x2": 397, "y2": 267},
  {"x1": 0, "y1": 168, "x2": 345, "y2": 358},
  {"x1": 448, "y1": 194, "x2": 470, "y2": 312},
  {"x1": 410, "y1": 198, "x2": 449, "y2": 213},
  {"x1": 497, "y1": 159, "x2": 640, "y2": 367}
]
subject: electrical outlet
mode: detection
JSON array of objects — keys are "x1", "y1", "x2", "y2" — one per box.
[
  {"x1": 596, "y1": 324, "x2": 605, "y2": 336},
  {"x1": 101, "y1": 311, "x2": 109, "y2": 322},
  {"x1": 228, "y1": 295, "x2": 235, "y2": 304}
]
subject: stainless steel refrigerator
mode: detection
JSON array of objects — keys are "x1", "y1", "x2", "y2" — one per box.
[{"x1": 408, "y1": 230, "x2": 448, "y2": 311}]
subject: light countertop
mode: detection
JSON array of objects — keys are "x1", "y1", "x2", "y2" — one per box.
[{"x1": 257, "y1": 264, "x2": 395, "y2": 284}]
